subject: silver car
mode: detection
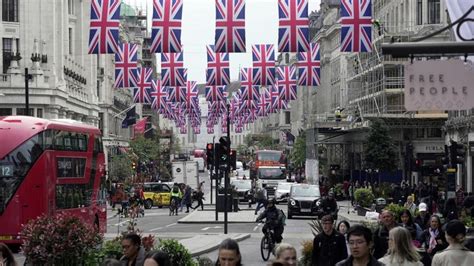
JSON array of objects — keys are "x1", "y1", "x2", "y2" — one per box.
[{"x1": 275, "y1": 182, "x2": 293, "y2": 203}]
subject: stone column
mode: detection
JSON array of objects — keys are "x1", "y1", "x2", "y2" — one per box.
[{"x1": 46, "y1": 105, "x2": 61, "y2": 119}]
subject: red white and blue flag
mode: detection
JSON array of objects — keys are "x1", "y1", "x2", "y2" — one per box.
[
  {"x1": 161, "y1": 52, "x2": 187, "y2": 86},
  {"x1": 215, "y1": 0, "x2": 246, "y2": 53},
  {"x1": 270, "y1": 86, "x2": 287, "y2": 111},
  {"x1": 151, "y1": 0, "x2": 183, "y2": 53},
  {"x1": 205, "y1": 85, "x2": 226, "y2": 102},
  {"x1": 257, "y1": 87, "x2": 270, "y2": 117},
  {"x1": 278, "y1": 0, "x2": 309, "y2": 53},
  {"x1": 206, "y1": 45, "x2": 230, "y2": 86},
  {"x1": 340, "y1": 0, "x2": 372, "y2": 52},
  {"x1": 150, "y1": 79, "x2": 168, "y2": 112},
  {"x1": 252, "y1": 44, "x2": 276, "y2": 86},
  {"x1": 88, "y1": 0, "x2": 121, "y2": 54},
  {"x1": 277, "y1": 66, "x2": 297, "y2": 101},
  {"x1": 131, "y1": 67, "x2": 153, "y2": 104},
  {"x1": 239, "y1": 68, "x2": 260, "y2": 101},
  {"x1": 207, "y1": 127, "x2": 215, "y2": 134},
  {"x1": 167, "y1": 86, "x2": 185, "y2": 103},
  {"x1": 297, "y1": 42, "x2": 321, "y2": 86},
  {"x1": 183, "y1": 81, "x2": 199, "y2": 112},
  {"x1": 114, "y1": 43, "x2": 138, "y2": 88}
]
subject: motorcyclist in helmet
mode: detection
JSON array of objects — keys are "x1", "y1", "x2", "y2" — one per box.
[
  {"x1": 256, "y1": 198, "x2": 285, "y2": 243},
  {"x1": 319, "y1": 192, "x2": 338, "y2": 220}
]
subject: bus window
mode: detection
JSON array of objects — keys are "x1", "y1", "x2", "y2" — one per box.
[
  {"x1": 0, "y1": 132, "x2": 46, "y2": 214},
  {"x1": 94, "y1": 135, "x2": 103, "y2": 153},
  {"x1": 55, "y1": 184, "x2": 92, "y2": 209},
  {"x1": 53, "y1": 131, "x2": 88, "y2": 151},
  {"x1": 57, "y1": 157, "x2": 86, "y2": 178}
]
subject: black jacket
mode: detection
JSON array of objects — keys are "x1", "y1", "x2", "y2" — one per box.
[
  {"x1": 335, "y1": 255, "x2": 385, "y2": 266},
  {"x1": 312, "y1": 230, "x2": 348, "y2": 266},
  {"x1": 420, "y1": 228, "x2": 448, "y2": 256},
  {"x1": 373, "y1": 225, "x2": 392, "y2": 259}
]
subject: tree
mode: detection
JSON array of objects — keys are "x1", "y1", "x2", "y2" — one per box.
[
  {"x1": 290, "y1": 131, "x2": 306, "y2": 167},
  {"x1": 129, "y1": 135, "x2": 160, "y2": 164},
  {"x1": 109, "y1": 154, "x2": 133, "y2": 182},
  {"x1": 364, "y1": 119, "x2": 398, "y2": 172}
]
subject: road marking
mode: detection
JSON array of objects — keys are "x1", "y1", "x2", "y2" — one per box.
[
  {"x1": 112, "y1": 219, "x2": 131, "y2": 226},
  {"x1": 202, "y1": 226, "x2": 222, "y2": 231},
  {"x1": 150, "y1": 227, "x2": 163, "y2": 231},
  {"x1": 166, "y1": 223, "x2": 177, "y2": 227},
  {"x1": 253, "y1": 224, "x2": 260, "y2": 231}
]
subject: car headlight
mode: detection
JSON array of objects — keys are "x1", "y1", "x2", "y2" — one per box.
[
  {"x1": 290, "y1": 199, "x2": 296, "y2": 206},
  {"x1": 316, "y1": 200, "x2": 321, "y2": 206}
]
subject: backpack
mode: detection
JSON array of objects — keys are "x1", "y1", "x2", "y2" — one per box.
[
  {"x1": 172, "y1": 186, "x2": 179, "y2": 193},
  {"x1": 278, "y1": 209, "x2": 287, "y2": 226}
]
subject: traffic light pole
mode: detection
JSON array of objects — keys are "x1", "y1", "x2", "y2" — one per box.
[
  {"x1": 224, "y1": 103, "x2": 230, "y2": 234},
  {"x1": 214, "y1": 140, "x2": 219, "y2": 222},
  {"x1": 210, "y1": 137, "x2": 215, "y2": 205}
]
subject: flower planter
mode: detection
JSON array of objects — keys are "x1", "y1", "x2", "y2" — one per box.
[{"x1": 357, "y1": 206, "x2": 370, "y2": 216}]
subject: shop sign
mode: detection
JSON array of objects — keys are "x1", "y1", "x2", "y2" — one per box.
[{"x1": 405, "y1": 60, "x2": 474, "y2": 111}]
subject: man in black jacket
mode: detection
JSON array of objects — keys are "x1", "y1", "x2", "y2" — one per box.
[
  {"x1": 373, "y1": 210, "x2": 397, "y2": 259},
  {"x1": 312, "y1": 215, "x2": 348, "y2": 266},
  {"x1": 336, "y1": 225, "x2": 384, "y2": 266}
]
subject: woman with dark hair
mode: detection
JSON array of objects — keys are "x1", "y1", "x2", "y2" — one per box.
[
  {"x1": 144, "y1": 250, "x2": 170, "y2": 266},
  {"x1": 420, "y1": 215, "x2": 448, "y2": 265},
  {"x1": 215, "y1": 238, "x2": 242, "y2": 266},
  {"x1": 0, "y1": 243, "x2": 17, "y2": 266},
  {"x1": 337, "y1": 220, "x2": 351, "y2": 255},
  {"x1": 399, "y1": 209, "x2": 422, "y2": 242},
  {"x1": 432, "y1": 220, "x2": 474, "y2": 266}
]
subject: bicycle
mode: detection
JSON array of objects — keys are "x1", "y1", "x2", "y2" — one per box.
[
  {"x1": 260, "y1": 225, "x2": 276, "y2": 261},
  {"x1": 169, "y1": 198, "x2": 179, "y2": 216}
]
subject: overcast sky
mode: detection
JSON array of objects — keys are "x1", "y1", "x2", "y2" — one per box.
[{"x1": 124, "y1": 0, "x2": 321, "y2": 83}]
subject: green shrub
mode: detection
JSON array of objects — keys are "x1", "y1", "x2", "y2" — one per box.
[
  {"x1": 195, "y1": 256, "x2": 214, "y2": 266},
  {"x1": 157, "y1": 239, "x2": 196, "y2": 266},
  {"x1": 299, "y1": 239, "x2": 314, "y2": 266},
  {"x1": 354, "y1": 188, "x2": 375, "y2": 208},
  {"x1": 374, "y1": 182, "x2": 393, "y2": 198},
  {"x1": 384, "y1": 203, "x2": 406, "y2": 219}
]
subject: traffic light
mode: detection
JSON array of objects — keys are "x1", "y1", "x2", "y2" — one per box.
[
  {"x1": 131, "y1": 162, "x2": 136, "y2": 170},
  {"x1": 218, "y1": 136, "x2": 231, "y2": 167},
  {"x1": 450, "y1": 140, "x2": 466, "y2": 165},
  {"x1": 206, "y1": 143, "x2": 214, "y2": 169},
  {"x1": 230, "y1": 149, "x2": 237, "y2": 170},
  {"x1": 412, "y1": 159, "x2": 422, "y2": 172},
  {"x1": 441, "y1": 145, "x2": 450, "y2": 168}
]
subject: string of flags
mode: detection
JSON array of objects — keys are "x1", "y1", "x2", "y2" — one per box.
[{"x1": 88, "y1": 0, "x2": 373, "y2": 134}]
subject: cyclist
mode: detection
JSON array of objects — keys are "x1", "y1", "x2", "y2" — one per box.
[
  {"x1": 256, "y1": 198, "x2": 285, "y2": 244},
  {"x1": 319, "y1": 191, "x2": 338, "y2": 220},
  {"x1": 170, "y1": 183, "x2": 182, "y2": 215}
]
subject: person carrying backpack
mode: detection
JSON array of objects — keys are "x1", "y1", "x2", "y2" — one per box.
[
  {"x1": 256, "y1": 198, "x2": 285, "y2": 244},
  {"x1": 170, "y1": 183, "x2": 182, "y2": 215}
]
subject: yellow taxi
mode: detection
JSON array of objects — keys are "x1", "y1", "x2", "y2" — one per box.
[{"x1": 143, "y1": 182, "x2": 172, "y2": 209}]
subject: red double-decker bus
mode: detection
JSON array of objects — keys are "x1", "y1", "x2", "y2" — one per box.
[{"x1": 0, "y1": 116, "x2": 107, "y2": 246}]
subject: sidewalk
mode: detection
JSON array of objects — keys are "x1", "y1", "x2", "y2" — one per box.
[
  {"x1": 180, "y1": 233, "x2": 250, "y2": 256},
  {"x1": 337, "y1": 200, "x2": 379, "y2": 224}
]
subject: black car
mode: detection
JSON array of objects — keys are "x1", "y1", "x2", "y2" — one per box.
[
  {"x1": 230, "y1": 179, "x2": 254, "y2": 203},
  {"x1": 287, "y1": 184, "x2": 321, "y2": 219}
]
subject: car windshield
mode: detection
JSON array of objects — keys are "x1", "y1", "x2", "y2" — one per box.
[
  {"x1": 257, "y1": 151, "x2": 282, "y2": 162},
  {"x1": 231, "y1": 180, "x2": 252, "y2": 189},
  {"x1": 277, "y1": 183, "x2": 292, "y2": 190},
  {"x1": 258, "y1": 168, "x2": 285, "y2": 179},
  {"x1": 291, "y1": 186, "x2": 320, "y2": 197}
]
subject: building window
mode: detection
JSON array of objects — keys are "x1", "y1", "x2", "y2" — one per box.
[
  {"x1": 428, "y1": 0, "x2": 440, "y2": 24},
  {"x1": 285, "y1": 112, "x2": 291, "y2": 124},
  {"x1": 416, "y1": 128, "x2": 424, "y2": 138},
  {"x1": 427, "y1": 128, "x2": 442, "y2": 138},
  {"x1": 98, "y1": 112, "x2": 104, "y2": 132},
  {"x1": 16, "y1": 108, "x2": 34, "y2": 116},
  {"x1": 68, "y1": 0, "x2": 75, "y2": 15},
  {"x1": 2, "y1": 38, "x2": 12, "y2": 74},
  {"x1": 416, "y1": 0, "x2": 423, "y2": 25},
  {"x1": 2, "y1": 0, "x2": 19, "y2": 22},
  {"x1": 0, "y1": 108, "x2": 12, "y2": 116},
  {"x1": 37, "y1": 108, "x2": 43, "y2": 118},
  {"x1": 68, "y1": 28, "x2": 73, "y2": 55}
]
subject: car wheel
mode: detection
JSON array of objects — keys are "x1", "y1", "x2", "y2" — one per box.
[{"x1": 144, "y1": 199, "x2": 153, "y2": 209}]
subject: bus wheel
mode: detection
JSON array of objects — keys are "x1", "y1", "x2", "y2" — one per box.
[{"x1": 144, "y1": 199, "x2": 153, "y2": 209}]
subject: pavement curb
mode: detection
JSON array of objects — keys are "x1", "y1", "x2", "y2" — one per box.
[{"x1": 190, "y1": 233, "x2": 251, "y2": 257}]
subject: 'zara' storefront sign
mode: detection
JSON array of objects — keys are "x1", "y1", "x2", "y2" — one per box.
[{"x1": 405, "y1": 60, "x2": 474, "y2": 111}]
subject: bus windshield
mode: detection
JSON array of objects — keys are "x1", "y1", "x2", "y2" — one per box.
[{"x1": 258, "y1": 168, "x2": 285, "y2": 179}]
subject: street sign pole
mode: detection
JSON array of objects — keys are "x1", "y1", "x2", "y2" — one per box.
[
  {"x1": 215, "y1": 140, "x2": 219, "y2": 222},
  {"x1": 224, "y1": 103, "x2": 230, "y2": 234}
]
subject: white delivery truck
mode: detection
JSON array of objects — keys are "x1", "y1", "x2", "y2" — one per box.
[{"x1": 172, "y1": 160, "x2": 199, "y2": 188}]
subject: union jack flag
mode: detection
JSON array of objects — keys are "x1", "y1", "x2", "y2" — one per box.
[
  {"x1": 252, "y1": 44, "x2": 276, "y2": 86},
  {"x1": 114, "y1": 43, "x2": 138, "y2": 88},
  {"x1": 207, "y1": 127, "x2": 215, "y2": 134},
  {"x1": 183, "y1": 81, "x2": 199, "y2": 112},
  {"x1": 278, "y1": 0, "x2": 309, "y2": 53},
  {"x1": 131, "y1": 67, "x2": 153, "y2": 104},
  {"x1": 235, "y1": 126, "x2": 243, "y2": 133},
  {"x1": 161, "y1": 52, "x2": 187, "y2": 86},
  {"x1": 239, "y1": 68, "x2": 260, "y2": 101},
  {"x1": 257, "y1": 87, "x2": 271, "y2": 117},
  {"x1": 179, "y1": 125, "x2": 187, "y2": 134},
  {"x1": 167, "y1": 86, "x2": 185, "y2": 103},
  {"x1": 193, "y1": 126, "x2": 201, "y2": 134},
  {"x1": 151, "y1": 0, "x2": 183, "y2": 53},
  {"x1": 297, "y1": 42, "x2": 321, "y2": 86},
  {"x1": 277, "y1": 66, "x2": 297, "y2": 101},
  {"x1": 215, "y1": 0, "x2": 246, "y2": 53},
  {"x1": 340, "y1": 0, "x2": 372, "y2": 52},
  {"x1": 205, "y1": 85, "x2": 226, "y2": 102},
  {"x1": 88, "y1": 0, "x2": 121, "y2": 54},
  {"x1": 150, "y1": 79, "x2": 168, "y2": 112},
  {"x1": 270, "y1": 86, "x2": 288, "y2": 111},
  {"x1": 206, "y1": 45, "x2": 230, "y2": 86}
]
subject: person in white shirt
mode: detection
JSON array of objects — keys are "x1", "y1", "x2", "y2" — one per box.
[{"x1": 378, "y1": 227, "x2": 422, "y2": 266}]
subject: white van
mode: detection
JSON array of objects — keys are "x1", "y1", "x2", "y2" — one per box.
[{"x1": 194, "y1": 157, "x2": 205, "y2": 172}]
